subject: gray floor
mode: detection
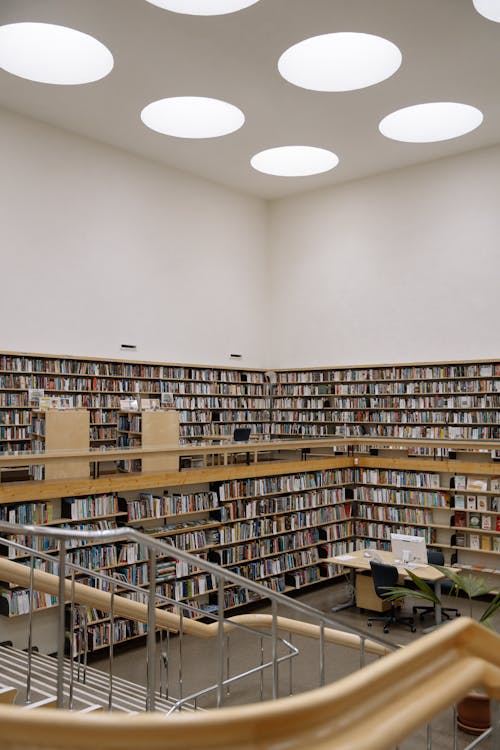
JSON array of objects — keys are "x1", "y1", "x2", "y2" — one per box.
[{"x1": 91, "y1": 579, "x2": 498, "y2": 749}]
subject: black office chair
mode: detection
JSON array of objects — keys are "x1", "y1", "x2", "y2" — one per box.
[
  {"x1": 232, "y1": 427, "x2": 251, "y2": 464},
  {"x1": 367, "y1": 561, "x2": 416, "y2": 633},
  {"x1": 412, "y1": 550, "x2": 460, "y2": 621}
]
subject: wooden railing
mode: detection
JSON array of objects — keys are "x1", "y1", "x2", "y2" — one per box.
[
  {"x1": 0, "y1": 618, "x2": 498, "y2": 749},
  {"x1": 0, "y1": 557, "x2": 389, "y2": 655}
]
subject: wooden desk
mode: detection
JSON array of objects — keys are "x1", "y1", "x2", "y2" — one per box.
[{"x1": 327, "y1": 548, "x2": 448, "y2": 627}]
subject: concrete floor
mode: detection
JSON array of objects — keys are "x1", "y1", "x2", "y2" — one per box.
[{"x1": 91, "y1": 578, "x2": 498, "y2": 749}]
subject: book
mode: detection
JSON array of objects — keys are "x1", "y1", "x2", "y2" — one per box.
[
  {"x1": 496, "y1": 516, "x2": 500, "y2": 532},
  {"x1": 454, "y1": 511, "x2": 467, "y2": 528},
  {"x1": 453, "y1": 495, "x2": 465, "y2": 509},
  {"x1": 453, "y1": 475, "x2": 466, "y2": 490},
  {"x1": 469, "y1": 534, "x2": 480, "y2": 549},
  {"x1": 477, "y1": 496, "x2": 488, "y2": 512},
  {"x1": 466, "y1": 496, "x2": 477, "y2": 510},
  {"x1": 481, "y1": 515, "x2": 491, "y2": 530},
  {"x1": 491, "y1": 497, "x2": 500, "y2": 513},
  {"x1": 490, "y1": 477, "x2": 500, "y2": 492},
  {"x1": 480, "y1": 535, "x2": 491, "y2": 551},
  {"x1": 467, "y1": 477, "x2": 488, "y2": 492},
  {"x1": 469, "y1": 514, "x2": 481, "y2": 528}
]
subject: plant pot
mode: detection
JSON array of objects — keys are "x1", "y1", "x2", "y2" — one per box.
[{"x1": 457, "y1": 692, "x2": 490, "y2": 735}]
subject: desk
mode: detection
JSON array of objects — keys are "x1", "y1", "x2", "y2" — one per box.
[{"x1": 327, "y1": 549, "x2": 448, "y2": 627}]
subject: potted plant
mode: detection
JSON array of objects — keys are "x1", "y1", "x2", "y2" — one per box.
[{"x1": 384, "y1": 566, "x2": 500, "y2": 735}]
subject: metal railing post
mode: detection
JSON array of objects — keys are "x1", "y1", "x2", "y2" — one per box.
[
  {"x1": 25, "y1": 555, "x2": 35, "y2": 705},
  {"x1": 319, "y1": 618, "x2": 325, "y2": 687},
  {"x1": 271, "y1": 599, "x2": 278, "y2": 700},
  {"x1": 56, "y1": 539, "x2": 66, "y2": 708},
  {"x1": 108, "y1": 581, "x2": 115, "y2": 711},
  {"x1": 216, "y1": 578, "x2": 225, "y2": 707},
  {"x1": 178, "y1": 609, "x2": 184, "y2": 708},
  {"x1": 146, "y1": 550, "x2": 157, "y2": 712},
  {"x1": 68, "y1": 570, "x2": 76, "y2": 710},
  {"x1": 288, "y1": 632, "x2": 293, "y2": 696}
]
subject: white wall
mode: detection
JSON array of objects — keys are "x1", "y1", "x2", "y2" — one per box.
[
  {"x1": 0, "y1": 108, "x2": 270, "y2": 368},
  {"x1": 268, "y1": 145, "x2": 500, "y2": 368}
]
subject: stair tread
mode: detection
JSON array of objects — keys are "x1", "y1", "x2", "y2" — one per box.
[{"x1": 0, "y1": 645, "x2": 196, "y2": 713}]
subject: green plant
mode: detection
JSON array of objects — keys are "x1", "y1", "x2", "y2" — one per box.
[{"x1": 383, "y1": 565, "x2": 500, "y2": 629}]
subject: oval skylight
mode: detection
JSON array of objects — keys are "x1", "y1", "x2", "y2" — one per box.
[
  {"x1": 250, "y1": 146, "x2": 339, "y2": 177},
  {"x1": 278, "y1": 32, "x2": 402, "y2": 92},
  {"x1": 0, "y1": 22, "x2": 113, "y2": 85},
  {"x1": 379, "y1": 102, "x2": 483, "y2": 143},
  {"x1": 141, "y1": 96, "x2": 245, "y2": 138},
  {"x1": 145, "y1": 0, "x2": 260, "y2": 15},
  {"x1": 473, "y1": 0, "x2": 500, "y2": 21}
]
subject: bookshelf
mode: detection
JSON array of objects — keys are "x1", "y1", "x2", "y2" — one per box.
[
  {"x1": 271, "y1": 361, "x2": 500, "y2": 444},
  {"x1": 0, "y1": 450, "x2": 499, "y2": 646},
  {"x1": 30, "y1": 409, "x2": 90, "y2": 481},
  {"x1": 0, "y1": 352, "x2": 267, "y2": 451}
]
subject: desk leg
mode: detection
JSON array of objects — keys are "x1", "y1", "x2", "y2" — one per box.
[{"x1": 331, "y1": 567, "x2": 357, "y2": 613}]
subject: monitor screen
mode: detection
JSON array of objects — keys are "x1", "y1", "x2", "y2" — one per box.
[{"x1": 390, "y1": 533, "x2": 428, "y2": 564}]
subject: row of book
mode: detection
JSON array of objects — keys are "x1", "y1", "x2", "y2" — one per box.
[
  {"x1": 174, "y1": 397, "x2": 268, "y2": 409},
  {"x1": 214, "y1": 525, "x2": 321, "y2": 548},
  {"x1": 355, "y1": 487, "x2": 449, "y2": 508},
  {"x1": 62, "y1": 493, "x2": 119, "y2": 520},
  {"x1": 454, "y1": 532, "x2": 500, "y2": 552},
  {"x1": 276, "y1": 363, "x2": 500, "y2": 383},
  {"x1": 218, "y1": 469, "x2": 354, "y2": 501},
  {"x1": 356, "y1": 522, "x2": 436, "y2": 543},
  {"x1": 220, "y1": 489, "x2": 348, "y2": 519},
  {"x1": 272, "y1": 396, "x2": 500, "y2": 409},
  {"x1": 454, "y1": 511, "x2": 500, "y2": 531},
  {"x1": 274, "y1": 380, "x2": 500, "y2": 397},
  {"x1": 357, "y1": 504, "x2": 434, "y2": 525},
  {"x1": 220, "y1": 504, "x2": 353, "y2": 529},
  {"x1": 222, "y1": 547, "x2": 320, "y2": 579},
  {"x1": 0, "y1": 590, "x2": 59, "y2": 616},
  {"x1": 272, "y1": 410, "x2": 500, "y2": 425},
  {"x1": 0, "y1": 501, "x2": 53, "y2": 525}
]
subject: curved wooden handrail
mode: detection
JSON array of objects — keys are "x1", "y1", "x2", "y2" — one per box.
[
  {"x1": 0, "y1": 619, "x2": 498, "y2": 750},
  {"x1": 0, "y1": 557, "x2": 389, "y2": 655}
]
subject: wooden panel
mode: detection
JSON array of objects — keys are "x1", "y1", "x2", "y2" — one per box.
[
  {"x1": 0, "y1": 457, "x2": 352, "y2": 504},
  {"x1": 141, "y1": 411, "x2": 179, "y2": 472}
]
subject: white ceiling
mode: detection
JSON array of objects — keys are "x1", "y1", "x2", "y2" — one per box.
[{"x1": 1, "y1": 0, "x2": 499, "y2": 200}]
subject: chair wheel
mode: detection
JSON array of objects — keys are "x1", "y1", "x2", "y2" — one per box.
[
  {"x1": 383, "y1": 627, "x2": 389, "y2": 634},
  {"x1": 367, "y1": 622, "x2": 372, "y2": 627},
  {"x1": 411, "y1": 626, "x2": 417, "y2": 633},
  {"x1": 456, "y1": 612, "x2": 461, "y2": 617}
]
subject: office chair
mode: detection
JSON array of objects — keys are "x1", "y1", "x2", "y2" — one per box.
[
  {"x1": 232, "y1": 427, "x2": 251, "y2": 464},
  {"x1": 367, "y1": 561, "x2": 416, "y2": 634},
  {"x1": 412, "y1": 550, "x2": 460, "y2": 621}
]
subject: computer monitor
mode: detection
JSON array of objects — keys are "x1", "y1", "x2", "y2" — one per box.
[{"x1": 390, "y1": 533, "x2": 428, "y2": 564}]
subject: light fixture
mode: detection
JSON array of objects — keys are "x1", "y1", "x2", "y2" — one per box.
[
  {"x1": 145, "y1": 0, "x2": 260, "y2": 15},
  {"x1": 250, "y1": 146, "x2": 339, "y2": 177},
  {"x1": 379, "y1": 102, "x2": 483, "y2": 143},
  {"x1": 141, "y1": 96, "x2": 245, "y2": 138},
  {"x1": 472, "y1": 0, "x2": 500, "y2": 22},
  {"x1": 0, "y1": 22, "x2": 113, "y2": 85},
  {"x1": 278, "y1": 32, "x2": 402, "y2": 92}
]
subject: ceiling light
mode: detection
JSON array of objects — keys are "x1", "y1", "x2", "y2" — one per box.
[
  {"x1": 0, "y1": 22, "x2": 113, "y2": 85},
  {"x1": 141, "y1": 96, "x2": 245, "y2": 138},
  {"x1": 145, "y1": 0, "x2": 260, "y2": 15},
  {"x1": 472, "y1": 0, "x2": 500, "y2": 21},
  {"x1": 278, "y1": 32, "x2": 402, "y2": 92},
  {"x1": 250, "y1": 146, "x2": 339, "y2": 177},
  {"x1": 379, "y1": 102, "x2": 483, "y2": 143}
]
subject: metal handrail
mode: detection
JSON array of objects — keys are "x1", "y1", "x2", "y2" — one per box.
[{"x1": 0, "y1": 520, "x2": 393, "y2": 714}]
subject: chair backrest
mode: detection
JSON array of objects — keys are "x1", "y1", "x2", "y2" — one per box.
[
  {"x1": 370, "y1": 561, "x2": 399, "y2": 599},
  {"x1": 233, "y1": 427, "x2": 251, "y2": 442},
  {"x1": 427, "y1": 550, "x2": 444, "y2": 566}
]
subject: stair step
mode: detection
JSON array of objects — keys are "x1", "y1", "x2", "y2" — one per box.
[
  {"x1": 24, "y1": 696, "x2": 57, "y2": 710},
  {"x1": 0, "y1": 645, "x2": 196, "y2": 714}
]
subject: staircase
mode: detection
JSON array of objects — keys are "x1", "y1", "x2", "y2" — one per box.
[{"x1": 0, "y1": 644, "x2": 190, "y2": 714}]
